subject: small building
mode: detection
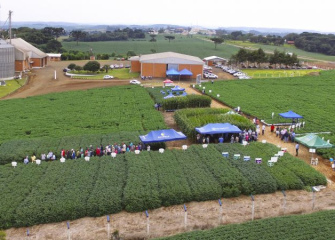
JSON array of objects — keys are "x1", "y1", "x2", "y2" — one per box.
[
  {"x1": 129, "y1": 52, "x2": 203, "y2": 79},
  {"x1": 287, "y1": 41, "x2": 295, "y2": 45},
  {"x1": 8, "y1": 38, "x2": 48, "y2": 71},
  {"x1": 0, "y1": 39, "x2": 15, "y2": 80},
  {"x1": 203, "y1": 56, "x2": 227, "y2": 66},
  {"x1": 47, "y1": 53, "x2": 62, "y2": 61}
]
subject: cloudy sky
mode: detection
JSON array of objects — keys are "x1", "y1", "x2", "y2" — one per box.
[{"x1": 1, "y1": 0, "x2": 334, "y2": 32}]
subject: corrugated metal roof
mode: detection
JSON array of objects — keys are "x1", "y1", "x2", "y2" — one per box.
[
  {"x1": 47, "y1": 53, "x2": 62, "y2": 57},
  {"x1": 129, "y1": 56, "x2": 140, "y2": 61},
  {"x1": 139, "y1": 52, "x2": 204, "y2": 65},
  {"x1": 203, "y1": 56, "x2": 227, "y2": 61},
  {"x1": 8, "y1": 38, "x2": 47, "y2": 58}
]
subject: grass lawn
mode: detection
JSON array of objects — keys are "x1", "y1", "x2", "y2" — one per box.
[
  {"x1": 243, "y1": 69, "x2": 321, "y2": 78},
  {"x1": 62, "y1": 34, "x2": 241, "y2": 59},
  {"x1": 71, "y1": 68, "x2": 139, "y2": 79},
  {"x1": 225, "y1": 40, "x2": 335, "y2": 62},
  {"x1": 0, "y1": 79, "x2": 26, "y2": 99}
]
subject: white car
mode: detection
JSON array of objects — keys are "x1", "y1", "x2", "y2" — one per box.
[
  {"x1": 130, "y1": 80, "x2": 141, "y2": 85},
  {"x1": 103, "y1": 75, "x2": 114, "y2": 79}
]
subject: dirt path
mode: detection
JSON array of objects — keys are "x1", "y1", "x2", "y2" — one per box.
[{"x1": 4, "y1": 62, "x2": 335, "y2": 239}]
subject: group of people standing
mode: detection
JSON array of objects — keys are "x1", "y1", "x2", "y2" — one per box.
[{"x1": 23, "y1": 142, "x2": 149, "y2": 164}]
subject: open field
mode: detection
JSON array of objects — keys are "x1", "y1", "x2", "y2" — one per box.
[
  {"x1": 243, "y1": 69, "x2": 321, "y2": 78},
  {"x1": 225, "y1": 40, "x2": 335, "y2": 62},
  {"x1": 197, "y1": 70, "x2": 335, "y2": 134},
  {"x1": 0, "y1": 143, "x2": 325, "y2": 229},
  {"x1": 69, "y1": 68, "x2": 140, "y2": 79},
  {"x1": 62, "y1": 34, "x2": 240, "y2": 59},
  {"x1": 0, "y1": 85, "x2": 166, "y2": 143}
]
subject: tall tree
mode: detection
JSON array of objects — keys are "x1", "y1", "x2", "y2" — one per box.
[
  {"x1": 164, "y1": 35, "x2": 175, "y2": 43},
  {"x1": 210, "y1": 37, "x2": 224, "y2": 49},
  {"x1": 149, "y1": 34, "x2": 157, "y2": 42},
  {"x1": 70, "y1": 30, "x2": 87, "y2": 45}
]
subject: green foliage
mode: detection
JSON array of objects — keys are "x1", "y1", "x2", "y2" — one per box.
[
  {"x1": 67, "y1": 63, "x2": 76, "y2": 70},
  {"x1": 0, "y1": 231, "x2": 5, "y2": 240},
  {"x1": 161, "y1": 95, "x2": 211, "y2": 111},
  {"x1": 156, "y1": 210, "x2": 335, "y2": 240},
  {"x1": 0, "y1": 86, "x2": 166, "y2": 144},
  {"x1": 174, "y1": 108, "x2": 255, "y2": 141},
  {"x1": 0, "y1": 143, "x2": 325, "y2": 229},
  {"x1": 83, "y1": 60, "x2": 100, "y2": 72}
]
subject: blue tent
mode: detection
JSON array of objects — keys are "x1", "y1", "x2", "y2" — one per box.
[
  {"x1": 195, "y1": 123, "x2": 242, "y2": 134},
  {"x1": 166, "y1": 69, "x2": 180, "y2": 76},
  {"x1": 140, "y1": 129, "x2": 187, "y2": 143},
  {"x1": 181, "y1": 91, "x2": 187, "y2": 96},
  {"x1": 163, "y1": 92, "x2": 175, "y2": 99},
  {"x1": 279, "y1": 110, "x2": 303, "y2": 119},
  {"x1": 179, "y1": 69, "x2": 193, "y2": 76},
  {"x1": 171, "y1": 85, "x2": 185, "y2": 92}
]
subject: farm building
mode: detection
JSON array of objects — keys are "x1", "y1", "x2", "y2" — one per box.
[
  {"x1": 130, "y1": 52, "x2": 204, "y2": 79},
  {"x1": 203, "y1": 56, "x2": 227, "y2": 66},
  {"x1": 8, "y1": 38, "x2": 48, "y2": 71},
  {"x1": 0, "y1": 39, "x2": 15, "y2": 80},
  {"x1": 47, "y1": 53, "x2": 62, "y2": 61}
]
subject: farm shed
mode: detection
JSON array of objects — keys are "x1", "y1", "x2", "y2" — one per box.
[
  {"x1": 0, "y1": 39, "x2": 15, "y2": 80},
  {"x1": 47, "y1": 53, "x2": 62, "y2": 61},
  {"x1": 203, "y1": 56, "x2": 227, "y2": 66},
  {"x1": 8, "y1": 38, "x2": 48, "y2": 70},
  {"x1": 130, "y1": 52, "x2": 203, "y2": 79}
]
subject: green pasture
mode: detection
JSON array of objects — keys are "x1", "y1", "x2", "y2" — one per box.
[
  {"x1": 196, "y1": 70, "x2": 335, "y2": 134},
  {"x1": 0, "y1": 79, "x2": 26, "y2": 99},
  {"x1": 243, "y1": 69, "x2": 320, "y2": 78},
  {"x1": 62, "y1": 34, "x2": 240, "y2": 59},
  {"x1": 71, "y1": 68, "x2": 140, "y2": 79},
  {"x1": 225, "y1": 40, "x2": 335, "y2": 62}
]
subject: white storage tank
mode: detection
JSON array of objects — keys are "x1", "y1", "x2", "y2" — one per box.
[{"x1": 0, "y1": 39, "x2": 15, "y2": 80}]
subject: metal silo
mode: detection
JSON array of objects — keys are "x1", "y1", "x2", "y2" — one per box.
[{"x1": 0, "y1": 39, "x2": 15, "y2": 80}]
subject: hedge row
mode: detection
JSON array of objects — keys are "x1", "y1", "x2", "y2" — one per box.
[{"x1": 162, "y1": 95, "x2": 211, "y2": 111}]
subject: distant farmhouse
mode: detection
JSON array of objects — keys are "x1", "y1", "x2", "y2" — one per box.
[{"x1": 129, "y1": 52, "x2": 204, "y2": 79}]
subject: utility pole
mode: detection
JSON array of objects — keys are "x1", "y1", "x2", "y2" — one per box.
[{"x1": 9, "y1": 10, "x2": 13, "y2": 43}]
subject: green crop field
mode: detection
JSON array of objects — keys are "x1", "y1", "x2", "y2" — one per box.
[
  {"x1": 196, "y1": 70, "x2": 335, "y2": 134},
  {"x1": 70, "y1": 68, "x2": 140, "y2": 79},
  {"x1": 225, "y1": 40, "x2": 335, "y2": 62},
  {"x1": 0, "y1": 143, "x2": 325, "y2": 229},
  {"x1": 156, "y1": 210, "x2": 335, "y2": 240},
  {"x1": 243, "y1": 69, "x2": 320, "y2": 78},
  {"x1": 0, "y1": 85, "x2": 166, "y2": 143},
  {"x1": 61, "y1": 34, "x2": 240, "y2": 59}
]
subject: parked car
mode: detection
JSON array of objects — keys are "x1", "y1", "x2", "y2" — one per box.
[
  {"x1": 125, "y1": 64, "x2": 131, "y2": 68},
  {"x1": 103, "y1": 75, "x2": 114, "y2": 79},
  {"x1": 130, "y1": 79, "x2": 141, "y2": 85}
]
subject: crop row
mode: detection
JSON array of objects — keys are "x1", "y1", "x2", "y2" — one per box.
[
  {"x1": 0, "y1": 143, "x2": 326, "y2": 229},
  {"x1": 0, "y1": 131, "x2": 143, "y2": 165},
  {"x1": 196, "y1": 70, "x2": 335, "y2": 134},
  {"x1": 0, "y1": 85, "x2": 166, "y2": 143},
  {"x1": 156, "y1": 210, "x2": 335, "y2": 240}
]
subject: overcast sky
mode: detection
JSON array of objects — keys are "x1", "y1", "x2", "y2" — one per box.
[{"x1": 1, "y1": 0, "x2": 334, "y2": 32}]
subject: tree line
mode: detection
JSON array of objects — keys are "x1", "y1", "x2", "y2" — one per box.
[{"x1": 230, "y1": 48, "x2": 299, "y2": 68}]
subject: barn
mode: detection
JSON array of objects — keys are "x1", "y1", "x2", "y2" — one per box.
[
  {"x1": 130, "y1": 52, "x2": 203, "y2": 79},
  {"x1": 47, "y1": 53, "x2": 62, "y2": 62},
  {"x1": 203, "y1": 56, "x2": 227, "y2": 66},
  {"x1": 8, "y1": 38, "x2": 48, "y2": 71}
]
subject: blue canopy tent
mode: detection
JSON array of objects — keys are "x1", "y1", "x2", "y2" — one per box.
[
  {"x1": 179, "y1": 69, "x2": 193, "y2": 76},
  {"x1": 279, "y1": 110, "x2": 303, "y2": 119},
  {"x1": 181, "y1": 91, "x2": 187, "y2": 96},
  {"x1": 171, "y1": 85, "x2": 185, "y2": 92},
  {"x1": 163, "y1": 92, "x2": 175, "y2": 99},
  {"x1": 195, "y1": 123, "x2": 242, "y2": 135},
  {"x1": 140, "y1": 129, "x2": 187, "y2": 143}
]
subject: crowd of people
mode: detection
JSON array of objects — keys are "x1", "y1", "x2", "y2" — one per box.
[{"x1": 23, "y1": 142, "x2": 149, "y2": 164}]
